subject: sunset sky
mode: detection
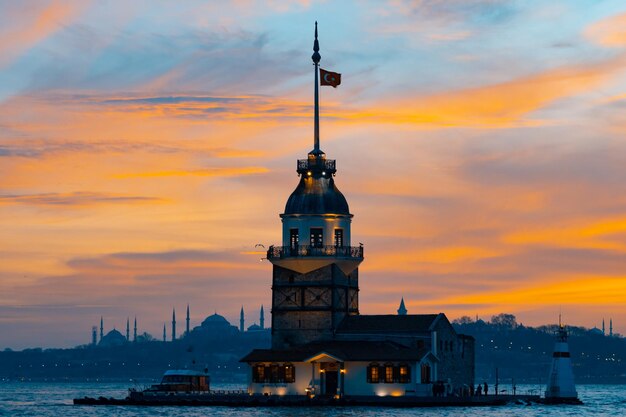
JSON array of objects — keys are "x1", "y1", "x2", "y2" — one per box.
[{"x1": 1, "y1": 0, "x2": 626, "y2": 349}]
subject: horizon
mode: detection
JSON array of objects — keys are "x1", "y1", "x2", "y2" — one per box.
[{"x1": 1, "y1": 1, "x2": 626, "y2": 350}]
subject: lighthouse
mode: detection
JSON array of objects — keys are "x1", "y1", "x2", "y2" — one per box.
[{"x1": 544, "y1": 321, "x2": 581, "y2": 404}]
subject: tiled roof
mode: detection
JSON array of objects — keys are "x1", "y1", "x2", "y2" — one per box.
[
  {"x1": 240, "y1": 340, "x2": 427, "y2": 363},
  {"x1": 336, "y1": 314, "x2": 440, "y2": 334}
]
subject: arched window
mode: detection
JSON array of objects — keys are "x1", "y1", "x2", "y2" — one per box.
[{"x1": 367, "y1": 362, "x2": 380, "y2": 383}]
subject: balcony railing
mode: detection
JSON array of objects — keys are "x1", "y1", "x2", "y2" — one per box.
[
  {"x1": 297, "y1": 158, "x2": 336, "y2": 173},
  {"x1": 267, "y1": 245, "x2": 363, "y2": 260}
]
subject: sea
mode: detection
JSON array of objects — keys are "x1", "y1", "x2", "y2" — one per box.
[{"x1": 0, "y1": 383, "x2": 624, "y2": 417}]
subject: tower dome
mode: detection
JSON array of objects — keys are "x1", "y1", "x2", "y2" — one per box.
[{"x1": 284, "y1": 164, "x2": 350, "y2": 215}]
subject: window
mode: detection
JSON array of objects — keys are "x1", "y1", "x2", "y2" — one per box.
[
  {"x1": 270, "y1": 364, "x2": 280, "y2": 382},
  {"x1": 367, "y1": 363, "x2": 380, "y2": 383},
  {"x1": 384, "y1": 363, "x2": 394, "y2": 383},
  {"x1": 290, "y1": 229, "x2": 299, "y2": 254},
  {"x1": 284, "y1": 363, "x2": 296, "y2": 383},
  {"x1": 310, "y1": 228, "x2": 323, "y2": 248},
  {"x1": 399, "y1": 364, "x2": 411, "y2": 384},
  {"x1": 334, "y1": 229, "x2": 344, "y2": 247},
  {"x1": 421, "y1": 364, "x2": 431, "y2": 383},
  {"x1": 252, "y1": 364, "x2": 266, "y2": 383}
]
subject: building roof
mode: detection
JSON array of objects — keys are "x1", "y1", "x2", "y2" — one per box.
[
  {"x1": 283, "y1": 176, "x2": 350, "y2": 216},
  {"x1": 200, "y1": 313, "x2": 230, "y2": 328},
  {"x1": 240, "y1": 340, "x2": 428, "y2": 363},
  {"x1": 336, "y1": 314, "x2": 440, "y2": 335}
]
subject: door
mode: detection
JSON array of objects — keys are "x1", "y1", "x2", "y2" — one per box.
[{"x1": 324, "y1": 371, "x2": 338, "y2": 396}]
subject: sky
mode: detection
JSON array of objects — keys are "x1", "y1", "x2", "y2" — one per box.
[{"x1": 1, "y1": 0, "x2": 626, "y2": 349}]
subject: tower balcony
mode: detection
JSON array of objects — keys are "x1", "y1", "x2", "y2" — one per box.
[
  {"x1": 268, "y1": 245, "x2": 363, "y2": 260},
  {"x1": 267, "y1": 245, "x2": 363, "y2": 275}
]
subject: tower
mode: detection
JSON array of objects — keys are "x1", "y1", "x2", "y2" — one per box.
[
  {"x1": 545, "y1": 321, "x2": 579, "y2": 402},
  {"x1": 172, "y1": 308, "x2": 176, "y2": 341},
  {"x1": 186, "y1": 304, "x2": 190, "y2": 336},
  {"x1": 610, "y1": 318, "x2": 613, "y2": 337},
  {"x1": 126, "y1": 317, "x2": 130, "y2": 341},
  {"x1": 397, "y1": 297, "x2": 408, "y2": 315},
  {"x1": 602, "y1": 318, "x2": 605, "y2": 335},
  {"x1": 163, "y1": 323, "x2": 166, "y2": 342},
  {"x1": 267, "y1": 23, "x2": 363, "y2": 349},
  {"x1": 100, "y1": 316, "x2": 104, "y2": 342},
  {"x1": 260, "y1": 305, "x2": 265, "y2": 330},
  {"x1": 240, "y1": 306, "x2": 245, "y2": 332},
  {"x1": 133, "y1": 317, "x2": 137, "y2": 342},
  {"x1": 91, "y1": 326, "x2": 97, "y2": 346}
]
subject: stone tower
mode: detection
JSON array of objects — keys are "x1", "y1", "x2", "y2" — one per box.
[{"x1": 267, "y1": 23, "x2": 363, "y2": 349}]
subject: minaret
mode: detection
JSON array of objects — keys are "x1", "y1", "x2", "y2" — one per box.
[
  {"x1": 610, "y1": 318, "x2": 613, "y2": 337},
  {"x1": 240, "y1": 306, "x2": 245, "y2": 332},
  {"x1": 266, "y1": 23, "x2": 363, "y2": 349},
  {"x1": 260, "y1": 305, "x2": 265, "y2": 330},
  {"x1": 171, "y1": 308, "x2": 176, "y2": 341},
  {"x1": 186, "y1": 304, "x2": 190, "y2": 336},
  {"x1": 126, "y1": 317, "x2": 130, "y2": 341},
  {"x1": 100, "y1": 316, "x2": 104, "y2": 342},
  {"x1": 163, "y1": 324, "x2": 166, "y2": 342},
  {"x1": 397, "y1": 297, "x2": 408, "y2": 315},
  {"x1": 544, "y1": 318, "x2": 579, "y2": 403},
  {"x1": 91, "y1": 326, "x2": 97, "y2": 346},
  {"x1": 133, "y1": 317, "x2": 137, "y2": 342},
  {"x1": 602, "y1": 318, "x2": 605, "y2": 335}
]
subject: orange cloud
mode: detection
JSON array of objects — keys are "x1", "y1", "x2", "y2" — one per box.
[
  {"x1": 361, "y1": 54, "x2": 626, "y2": 127},
  {"x1": 586, "y1": 12, "x2": 626, "y2": 47},
  {"x1": 113, "y1": 166, "x2": 269, "y2": 179}
]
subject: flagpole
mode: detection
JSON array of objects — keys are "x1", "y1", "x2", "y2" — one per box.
[{"x1": 312, "y1": 21, "x2": 321, "y2": 154}]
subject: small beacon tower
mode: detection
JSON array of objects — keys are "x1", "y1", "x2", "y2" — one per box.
[
  {"x1": 267, "y1": 23, "x2": 363, "y2": 349},
  {"x1": 544, "y1": 320, "x2": 580, "y2": 404}
]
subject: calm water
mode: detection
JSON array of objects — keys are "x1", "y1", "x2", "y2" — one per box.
[{"x1": 0, "y1": 382, "x2": 624, "y2": 417}]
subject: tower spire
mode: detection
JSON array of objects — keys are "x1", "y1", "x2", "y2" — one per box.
[
  {"x1": 126, "y1": 317, "x2": 130, "y2": 341},
  {"x1": 133, "y1": 316, "x2": 137, "y2": 342},
  {"x1": 240, "y1": 306, "x2": 245, "y2": 332},
  {"x1": 312, "y1": 21, "x2": 321, "y2": 154},
  {"x1": 100, "y1": 316, "x2": 104, "y2": 342}
]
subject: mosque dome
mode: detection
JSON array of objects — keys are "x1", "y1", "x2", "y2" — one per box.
[
  {"x1": 99, "y1": 329, "x2": 127, "y2": 347},
  {"x1": 284, "y1": 175, "x2": 350, "y2": 215},
  {"x1": 200, "y1": 313, "x2": 230, "y2": 328}
]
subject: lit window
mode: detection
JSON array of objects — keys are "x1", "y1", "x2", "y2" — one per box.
[
  {"x1": 385, "y1": 363, "x2": 394, "y2": 383},
  {"x1": 284, "y1": 363, "x2": 296, "y2": 383},
  {"x1": 399, "y1": 364, "x2": 410, "y2": 384},
  {"x1": 367, "y1": 363, "x2": 379, "y2": 383}
]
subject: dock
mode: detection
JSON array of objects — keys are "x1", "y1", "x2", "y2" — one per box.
[{"x1": 74, "y1": 392, "x2": 541, "y2": 407}]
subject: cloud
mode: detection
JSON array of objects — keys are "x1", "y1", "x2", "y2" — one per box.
[
  {"x1": 0, "y1": 1, "x2": 87, "y2": 68},
  {"x1": 586, "y1": 12, "x2": 626, "y2": 47},
  {"x1": 113, "y1": 166, "x2": 269, "y2": 179},
  {"x1": 0, "y1": 192, "x2": 164, "y2": 207}
]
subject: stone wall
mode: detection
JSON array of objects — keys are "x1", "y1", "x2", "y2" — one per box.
[{"x1": 272, "y1": 263, "x2": 359, "y2": 349}]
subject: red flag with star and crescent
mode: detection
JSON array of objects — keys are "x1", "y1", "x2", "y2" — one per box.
[{"x1": 320, "y1": 68, "x2": 341, "y2": 88}]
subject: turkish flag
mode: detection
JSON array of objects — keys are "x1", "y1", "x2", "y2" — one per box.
[{"x1": 320, "y1": 68, "x2": 341, "y2": 88}]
